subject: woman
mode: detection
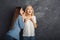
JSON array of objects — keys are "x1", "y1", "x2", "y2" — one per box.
[
  {"x1": 23, "y1": 5, "x2": 37, "y2": 40},
  {"x1": 5, "y1": 7, "x2": 24, "y2": 40}
]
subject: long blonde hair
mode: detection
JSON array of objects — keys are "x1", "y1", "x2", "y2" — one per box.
[{"x1": 25, "y1": 5, "x2": 34, "y2": 16}]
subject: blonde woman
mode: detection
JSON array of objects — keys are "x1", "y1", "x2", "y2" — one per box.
[{"x1": 23, "y1": 5, "x2": 37, "y2": 40}]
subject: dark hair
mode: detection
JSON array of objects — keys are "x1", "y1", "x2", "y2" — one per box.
[
  {"x1": 16, "y1": 7, "x2": 22, "y2": 14},
  {"x1": 9, "y1": 7, "x2": 22, "y2": 29}
]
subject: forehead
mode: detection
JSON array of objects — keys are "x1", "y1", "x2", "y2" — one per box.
[{"x1": 26, "y1": 6, "x2": 33, "y2": 9}]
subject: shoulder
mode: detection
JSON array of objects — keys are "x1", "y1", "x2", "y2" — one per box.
[
  {"x1": 18, "y1": 15, "x2": 21, "y2": 17},
  {"x1": 18, "y1": 15, "x2": 22, "y2": 18},
  {"x1": 32, "y1": 15, "x2": 36, "y2": 18},
  {"x1": 17, "y1": 15, "x2": 22, "y2": 20}
]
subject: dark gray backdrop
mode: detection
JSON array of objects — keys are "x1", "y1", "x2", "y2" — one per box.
[{"x1": 0, "y1": 0, "x2": 60, "y2": 40}]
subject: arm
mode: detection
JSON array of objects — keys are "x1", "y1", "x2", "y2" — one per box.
[
  {"x1": 18, "y1": 15, "x2": 24, "y2": 29},
  {"x1": 30, "y1": 16, "x2": 37, "y2": 29}
]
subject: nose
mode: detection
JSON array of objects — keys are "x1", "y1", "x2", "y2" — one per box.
[{"x1": 29, "y1": 10, "x2": 31, "y2": 13}]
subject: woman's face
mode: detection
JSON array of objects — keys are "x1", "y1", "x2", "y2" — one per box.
[
  {"x1": 26, "y1": 6, "x2": 33, "y2": 15},
  {"x1": 20, "y1": 8, "x2": 24, "y2": 15}
]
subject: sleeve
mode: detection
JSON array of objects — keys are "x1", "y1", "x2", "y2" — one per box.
[
  {"x1": 18, "y1": 15, "x2": 24, "y2": 29},
  {"x1": 32, "y1": 16, "x2": 36, "y2": 23}
]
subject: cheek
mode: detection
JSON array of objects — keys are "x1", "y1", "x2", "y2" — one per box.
[
  {"x1": 31, "y1": 10, "x2": 33, "y2": 12},
  {"x1": 26, "y1": 10, "x2": 29, "y2": 13},
  {"x1": 20, "y1": 10, "x2": 23, "y2": 13}
]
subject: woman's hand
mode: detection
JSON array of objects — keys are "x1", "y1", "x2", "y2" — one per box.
[
  {"x1": 22, "y1": 14, "x2": 25, "y2": 22},
  {"x1": 30, "y1": 18, "x2": 34, "y2": 23},
  {"x1": 30, "y1": 18, "x2": 37, "y2": 29},
  {"x1": 24, "y1": 17, "x2": 28, "y2": 22}
]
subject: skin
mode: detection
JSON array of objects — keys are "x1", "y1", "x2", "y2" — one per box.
[
  {"x1": 25, "y1": 5, "x2": 37, "y2": 29},
  {"x1": 20, "y1": 8, "x2": 24, "y2": 16},
  {"x1": 26, "y1": 6, "x2": 33, "y2": 15},
  {"x1": 19, "y1": 8, "x2": 25, "y2": 22}
]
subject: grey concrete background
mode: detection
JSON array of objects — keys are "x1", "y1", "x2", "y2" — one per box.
[{"x1": 0, "y1": 0, "x2": 60, "y2": 40}]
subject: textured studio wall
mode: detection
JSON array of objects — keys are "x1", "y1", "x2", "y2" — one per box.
[{"x1": 0, "y1": 0, "x2": 60, "y2": 40}]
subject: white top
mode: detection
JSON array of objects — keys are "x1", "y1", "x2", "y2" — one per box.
[{"x1": 23, "y1": 16, "x2": 36, "y2": 37}]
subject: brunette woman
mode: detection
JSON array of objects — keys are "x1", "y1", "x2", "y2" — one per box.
[{"x1": 5, "y1": 7, "x2": 24, "y2": 40}]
